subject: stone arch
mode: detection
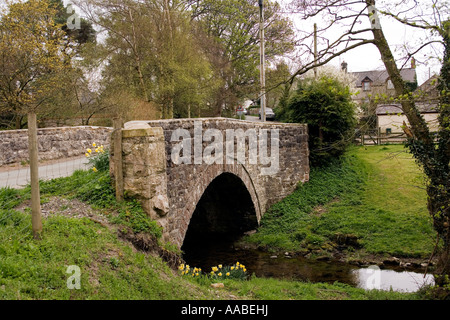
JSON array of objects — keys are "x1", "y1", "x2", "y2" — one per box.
[{"x1": 177, "y1": 164, "x2": 261, "y2": 248}]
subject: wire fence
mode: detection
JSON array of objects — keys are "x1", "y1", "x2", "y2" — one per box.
[
  {"x1": 0, "y1": 156, "x2": 90, "y2": 190},
  {"x1": 0, "y1": 138, "x2": 113, "y2": 244}
]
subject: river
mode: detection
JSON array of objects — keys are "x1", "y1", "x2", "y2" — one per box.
[{"x1": 182, "y1": 238, "x2": 434, "y2": 293}]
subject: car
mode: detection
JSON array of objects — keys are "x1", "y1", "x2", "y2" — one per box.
[{"x1": 259, "y1": 108, "x2": 275, "y2": 120}]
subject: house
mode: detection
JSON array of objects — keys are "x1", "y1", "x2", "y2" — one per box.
[
  {"x1": 376, "y1": 102, "x2": 440, "y2": 134},
  {"x1": 347, "y1": 59, "x2": 418, "y2": 106},
  {"x1": 375, "y1": 73, "x2": 441, "y2": 134},
  {"x1": 414, "y1": 74, "x2": 440, "y2": 102}
]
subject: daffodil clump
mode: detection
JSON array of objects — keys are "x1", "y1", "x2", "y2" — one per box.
[
  {"x1": 179, "y1": 262, "x2": 248, "y2": 281},
  {"x1": 210, "y1": 262, "x2": 247, "y2": 280},
  {"x1": 85, "y1": 142, "x2": 109, "y2": 172},
  {"x1": 178, "y1": 264, "x2": 202, "y2": 278}
]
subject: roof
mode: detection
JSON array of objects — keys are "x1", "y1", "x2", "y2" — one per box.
[
  {"x1": 415, "y1": 74, "x2": 440, "y2": 99},
  {"x1": 351, "y1": 68, "x2": 417, "y2": 87},
  {"x1": 376, "y1": 103, "x2": 439, "y2": 115}
]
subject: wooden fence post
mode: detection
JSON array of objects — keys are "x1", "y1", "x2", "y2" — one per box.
[
  {"x1": 28, "y1": 112, "x2": 42, "y2": 240},
  {"x1": 113, "y1": 118, "x2": 124, "y2": 202}
]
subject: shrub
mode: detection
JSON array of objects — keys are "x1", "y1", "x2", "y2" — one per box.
[{"x1": 283, "y1": 75, "x2": 357, "y2": 167}]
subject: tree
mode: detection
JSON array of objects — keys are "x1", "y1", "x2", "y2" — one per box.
[
  {"x1": 190, "y1": 0, "x2": 297, "y2": 115},
  {"x1": 0, "y1": 0, "x2": 74, "y2": 239},
  {"x1": 289, "y1": 0, "x2": 450, "y2": 281},
  {"x1": 265, "y1": 61, "x2": 292, "y2": 110},
  {"x1": 50, "y1": 0, "x2": 96, "y2": 46},
  {"x1": 284, "y1": 70, "x2": 357, "y2": 166},
  {"x1": 0, "y1": 0, "x2": 73, "y2": 126},
  {"x1": 75, "y1": 0, "x2": 215, "y2": 119}
]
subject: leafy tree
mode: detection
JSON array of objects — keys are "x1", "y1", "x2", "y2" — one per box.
[
  {"x1": 285, "y1": 72, "x2": 357, "y2": 167},
  {"x1": 265, "y1": 61, "x2": 292, "y2": 110},
  {"x1": 0, "y1": 0, "x2": 73, "y2": 128},
  {"x1": 190, "y1": 0, "x2": 296, "y2": 115},
  {"x1": 77, "y1": 0, "x2": 215, "y2": 119},
  {"x1": 50, "y1": 0, "x2": 96, "y2": 46}
]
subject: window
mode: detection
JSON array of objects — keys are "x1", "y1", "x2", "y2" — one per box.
[
  {"x1": 386, "y1": 128, "x2": 392, "y2": 135},
  {"x1": 362, "y1": 81, "x2": 371, "y2": 91}
]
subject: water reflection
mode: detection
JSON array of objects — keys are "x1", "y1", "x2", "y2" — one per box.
[{"x1": 353, "y1": 267, "x2": 435, "y2": 292}]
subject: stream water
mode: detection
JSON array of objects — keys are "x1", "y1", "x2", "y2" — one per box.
[{"x1": 182, "y1": 238, "x2": 434, "y2": 293}]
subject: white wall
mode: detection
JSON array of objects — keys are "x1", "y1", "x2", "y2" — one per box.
[{"x1": 378, "y1": 113, "x2": 440, "y2": 133}]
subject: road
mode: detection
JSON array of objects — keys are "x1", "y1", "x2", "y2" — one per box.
[
  {"x1": 0, "y1": 156, "x2": 90, "y2": 189},
  {"x1": 244, "y1": 115, "x2": 260, "y2": 122},
  {"x1": 244, "y1": 115, "x2": 279, "y2": 123}
]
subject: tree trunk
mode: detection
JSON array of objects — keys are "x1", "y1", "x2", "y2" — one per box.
[
  {"x1": 368, "y1": 0, "x2": 450, "y2": 277},
  {"x1": 128, "y1": 8, "x2": 149, "y2": 102},
  {"x1": 27, "y1": 112, "x2": 42, "y2": 240}
]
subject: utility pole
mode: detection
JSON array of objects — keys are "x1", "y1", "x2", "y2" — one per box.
[{"x1": 259, "y1": 0, "x2": 266, "y2": 122}]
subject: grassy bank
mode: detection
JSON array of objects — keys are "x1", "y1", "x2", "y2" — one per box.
[
  {"x1": 246, "y1": 145, "x2": 435, "y2": 261},
  {"x1": 0, "y1": 146, "x2": 434, "y2": 300}
]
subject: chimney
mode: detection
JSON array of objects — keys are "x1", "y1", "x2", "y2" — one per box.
[
  {"x1": 341, "y1": 61, "x2": 348, "y2": 73},
  {"x1": 411, "y1": 57, "x2": 416, "y2": 69}
]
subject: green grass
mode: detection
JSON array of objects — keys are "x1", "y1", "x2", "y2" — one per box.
[
  {"x1": 0, "y1": 208, "x2": 417, "y2": 300},
  {"x1": 0, "y1": 166, "x2": 210, "y2": 299},
  {"x1": 221, "y1": 276, "x2": 420, "y2": 300},
  {"x1": 0, "y1": 146, "x2": 435, "y2": 300},
  {"x1": 247, "y1": 145, "x2": 435, "y2": 259},
  {"x1": 0, "y1": 211, "x2": 217, "y2": 300}
]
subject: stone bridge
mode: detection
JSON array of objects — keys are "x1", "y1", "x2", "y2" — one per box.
[{"x1": 111, "y1": 118, "x2": 309, "y2": 248}]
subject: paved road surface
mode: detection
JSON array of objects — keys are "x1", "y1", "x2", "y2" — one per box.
[
  {"x1": 0, "y1": 156, "x2": 90, "y2": 189},
  {"x1": 245, "y1": 115, "x2": 260, "y2": 122}
]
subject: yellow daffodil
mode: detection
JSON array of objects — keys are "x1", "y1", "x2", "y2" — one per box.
[
  {"x1": 93, "y1": 142, "x2": 96, "y2": 147},
  {"x1": 87, "y1": 149, "x2": 92, "y2": 153},
  {"x1": 92, "y1": 167, "x2": 98, "y2": 172},
  {"x1": 218, "y1": 273, "x2": 222, "y2": 277},
  {"x1": 226, "y1": 272, "x2": 230, "y2": 276},
  {"x1": 218, "y1": 264, "x2": 222, "y2": 269}
]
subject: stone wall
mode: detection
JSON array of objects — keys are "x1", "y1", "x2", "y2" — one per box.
[
  {"x1": 0, "y1": 126, "x2": 112, "y2": 166},
  {"x1": 118, "y1": 118, "x2": 309, "y2": 247}
]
